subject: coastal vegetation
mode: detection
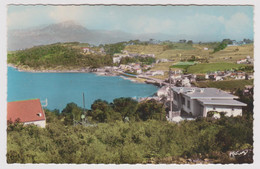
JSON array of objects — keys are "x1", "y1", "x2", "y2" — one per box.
[{"x1": 7, "y1": 43, "x2": 113, "y2": 69}]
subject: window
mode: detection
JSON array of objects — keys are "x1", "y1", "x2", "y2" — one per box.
[
  {"x1": 232, "y1": 108, "x2": 234, "y2": 111},
  {"x1": 182, "y1": 97, "x2": 185, "y2": 105},
  {"x1": 213, "y1": 107, "x2": 216, "y2": 110},
  {"x1": 37, "y1": 113, "x2": 42, "y2": 117},
  {"x1": 188, "y1": 100, "x2": 191, "y2": 109}
]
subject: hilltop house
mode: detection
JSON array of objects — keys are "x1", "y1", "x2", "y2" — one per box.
[
  {"x1": 168, "y1": 87, "x2": 246, "y2": 121},
  {"x1": 7, "y1": 99, "x2": 46, "y2": 128},
  {"x1": 237, "y1": 56, "x2": 253, "y2": 64}
]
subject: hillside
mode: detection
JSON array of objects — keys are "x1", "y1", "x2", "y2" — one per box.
[
  {"x1": 7, "y1": 43, "x2": 113, "y2": 70},
  {"x1": 124, "y1": 43, "x2": 253, "y2": 63}
]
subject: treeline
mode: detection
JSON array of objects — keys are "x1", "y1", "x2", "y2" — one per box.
[
  {"x1": 7, "y1": 43, "x2": 113, "y2": 68},
  {"x1": 59, "y1": 98, "x2": 165, "y2": 124}
]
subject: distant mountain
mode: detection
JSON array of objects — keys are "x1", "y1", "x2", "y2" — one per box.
[{"x1": 8, "y1": 20, "x2": 188, "y2": 51}]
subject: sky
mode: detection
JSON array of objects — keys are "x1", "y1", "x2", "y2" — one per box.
[{"x1": 7, "y1": 5, "x2": 254, "y2": 41}]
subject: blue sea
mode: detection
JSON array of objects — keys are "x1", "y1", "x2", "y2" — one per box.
[{"x1": 7, "y1": 67, "x2": 158, "y2": 111}]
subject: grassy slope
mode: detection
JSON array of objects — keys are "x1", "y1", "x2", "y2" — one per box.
[
  {"x1": 186, "y1": 63, "x2": 243, "y2": 74},
  {"x1": 125, "y1": 44, "x2": 253, "y2": 72},
  {"x1": 195, "y1": 79, "x2": 253, "y2": 91},
  {"x1": 210, "y1": 44, "x2": 254, "y2": 62}
]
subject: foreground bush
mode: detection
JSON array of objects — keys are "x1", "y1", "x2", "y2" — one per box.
[{"x1": 7, "y1": 114, "x2": 253, "y2": 164}]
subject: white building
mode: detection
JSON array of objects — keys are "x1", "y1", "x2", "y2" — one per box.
[
  {"x1": 235, "y1": 73, "x2": 246, "y2": 80},
  {"x1": 150, "y1": 70, "x2": 164, "y2": 76},
  {"x1": 171, "y1": 74, "x2": 182, "y2": 80},
  {"x1": 237, "y1": 59, "x2": 248, "y2": 64},
  {"x1": 157, "y1": 86, "x2": 169, "y2": 97},
  {"x1": 181, "y1": 77, "x2": 191, "y2": 87},
  {"x1": 169, "y1": 87, "x2": 246, "y2": 120},
  {"x1": 135, "y1": 69, "x2": 142, "y2": 74},
  {"x1": 215, "y1": 76, "x2": 223, "y2": 81},
  {"x1": 113, "y1": 57, "x2": 121, "y2": 64}
]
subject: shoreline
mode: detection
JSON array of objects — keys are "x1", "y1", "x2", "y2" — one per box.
[{"x1": 7, "y1": 64, "x2": 149, "y2": 85}]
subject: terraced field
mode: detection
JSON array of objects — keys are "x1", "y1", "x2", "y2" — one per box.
[
  {"x1": 124, "y1": 43, "x2": 253, "y2": 64},
  {"x1": 186, "y1": 63, "x2": 243, "y2": 74}
]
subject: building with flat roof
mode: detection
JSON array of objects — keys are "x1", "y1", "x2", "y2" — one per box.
[
  {"x1": 7, "y1": 99, "x2": 46, "y2": 128},
  {"x1": 168, "y1": 87, "x2": 247, "y2": 121}
]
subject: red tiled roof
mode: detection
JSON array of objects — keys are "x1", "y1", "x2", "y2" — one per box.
[{"x1": 7, "y1": 99, "x2": 45, "y2": 123}]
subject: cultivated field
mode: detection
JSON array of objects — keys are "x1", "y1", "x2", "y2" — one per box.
[
  {"x1": 125, "y1": 43, "x2": 253, "y2": 79},
  {"x1": 195, "y1": 79, "x2": 253, "y2": 91},
  {"x1": 186, "y1": 63, "x2": 243, "y2": 74},
  {"x1": 124, "y1": 43, "x2": 253, "y2": 64}
]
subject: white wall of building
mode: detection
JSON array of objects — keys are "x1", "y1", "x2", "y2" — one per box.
[
  {"x1": 113, "y1": 57, "x2": 121, "y2": 63},
  {"x1": 204, "y1": 105, "x2": 243, "y2": 117},
  {"x1": 24, "y1": 120, "x2": 46, "y2": 128},
  {"x1": 171, "y1": 89, "x2": 244, "y2": 118}
]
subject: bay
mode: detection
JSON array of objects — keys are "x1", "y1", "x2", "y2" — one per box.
[{"x1": 7, "y1": 66, "x2": 158, "y2": 111}]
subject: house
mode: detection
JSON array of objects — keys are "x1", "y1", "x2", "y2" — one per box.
[
  {"x1": 172, "y1": 69, "x2": 183, "y2": 75},
  {"x1": 204, "y1": 47, "x2": 209, "y2": 50},
  {"x1": 243, "y1": 85, "x2": 253, "y2": 95},
  {"x1": 170, "y1": 74, "x2": 182, "y2": 80},
  {"x1": 99, "y1": 47, "x2": 106, "y2": 54},
  {"x1": 237, "y1": 58, "x2": 248, "y2": 64},
  {"x1": 146, "y1": 54, "x2": 155, "y2": 58},
  {"x1": 156, "y1": 58, "x2": 169, "y2": 63},
  {"x1": 113, "y1": 57, "x2": 121, "y2": 63},
  {"x1": 181, "y1": 77, "x2": 191, "y2": 87},
  {"x1": 147, "y1": 70, "x2": 164, "y2": 76},
  {"x1": 119, "y1": 64, "x2": 126, "y2": 70},
  {"x1": 7, "y1": 99, "x2": 46, "y2": 128},
  {"x1": 235, "y1": 72, "x2": 246, "y2": 80},
  {"x1": 215, "y1": 76, "x2": 223, "y2": 81},
  {"x1": 82, "y1": 47, "x2": 90, "y2": 53},
  {"x1": 206, "y1": 73, "x2": 223, "y2": 81},
  {"x1": 157, "y1": 86, "x2": 169, "y2": 97},
  {"x1": 135, "y1": 69, "x2": 142, "y2": 74},
  {"x1": 169, "y1": 87, "x2": 246, "y2": 120}
]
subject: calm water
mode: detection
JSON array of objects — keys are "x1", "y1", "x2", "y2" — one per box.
[{"x1": 7, "y1": 67, "x2": 158, "y2": 111}]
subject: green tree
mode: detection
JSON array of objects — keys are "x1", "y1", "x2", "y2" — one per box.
[
  {"x1": 90, "y1": 99, "x2": 119, "y2": 122},
  {"x1": 61, "y1": 102, "x2": 83, "y2": 125},
  {"x1": 112, "y1": 97, "x2": 138, "y2": 120},
  {"x1": 137, "y1": 99, "x2": 166, "y2": 121}
]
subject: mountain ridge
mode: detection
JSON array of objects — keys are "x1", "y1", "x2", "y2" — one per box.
[{"x1": 8, "y1": 20, "x2": 185, "y2": 51}]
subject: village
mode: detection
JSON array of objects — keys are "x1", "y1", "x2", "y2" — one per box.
[{"x1": 7, "y1": 45, "x2": 254, "y2": 126}]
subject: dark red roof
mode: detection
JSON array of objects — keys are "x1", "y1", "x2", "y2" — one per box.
[{"x1": 7, "y1": 99, "x2": 46, "y2": 123}]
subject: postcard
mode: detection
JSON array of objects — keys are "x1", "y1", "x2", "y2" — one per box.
[{"x1": 0, "y1": 0, "x2": 258, "y2": 168}]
